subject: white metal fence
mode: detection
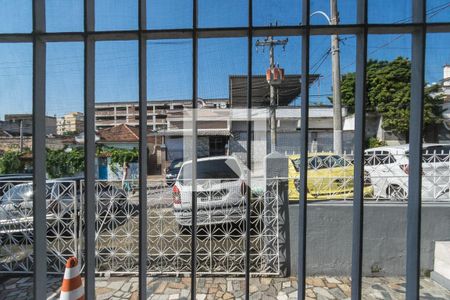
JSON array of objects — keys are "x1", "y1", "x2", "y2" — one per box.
[
  {"x1": 286, "y1": 151, "x2": 450, "y2": 202},
  {"x1": 1, "y1": 151, "x2": 449, "y2": 274},
  {"x1": 0, "y1": 181, "x2": 78, "y2": 274},
  {"x1": 0, "y1": 179, "x2": 283, "y2": 275}
]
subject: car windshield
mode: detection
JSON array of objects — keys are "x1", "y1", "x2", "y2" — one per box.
[
  {"x1": 169, "y1": 160, "x2": 183, "y2": 170},
  {"x1": 1, "y1": 184, "x2": 33, "y2": 203},
  {"x1": 0, "y1": 182, "x2": 61, "y2": 203},
  {"x1": 291, "y1": 155, "x2": 351, "y2": 172},
  {"x1": 407, "y1": 145, "x2": 450, "y2": 160},
  {"x1": 178, "y1": 158, "x2": 241, "y2": 180}
]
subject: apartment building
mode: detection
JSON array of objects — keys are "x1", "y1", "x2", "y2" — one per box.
[
  {"x1": 443, "y1": 64, "x2": 450, "y2": 102},
  {"x1": 56, "y1": 112, "x2": 84, "y2": 135},
  {"x1": 4, "y1": 114, "x2": 57, "y2": 135},
  {"x1": 94, "y1": 99, "x2": 229, "y2": 131}
]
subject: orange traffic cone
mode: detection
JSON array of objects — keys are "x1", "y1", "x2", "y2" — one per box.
[{"x1": 60, "y1": 257, "x2": 85, "y2": 300}]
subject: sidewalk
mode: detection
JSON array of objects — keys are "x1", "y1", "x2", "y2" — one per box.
[{"x1": 0, "y1": 275, "x2": 449, "y2": 299}]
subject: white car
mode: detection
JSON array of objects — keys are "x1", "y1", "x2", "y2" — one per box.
[
  {"x1": 364, "y1": 144, "x2": 450, "y2": 201},
  {"x1": 0, "y1": 178, "x2": 132, "y2": 239},
  {"x1": 172, "y1": 156, "x2": 247, "y2": 227}
]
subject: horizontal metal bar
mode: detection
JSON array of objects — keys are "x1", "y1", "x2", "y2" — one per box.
[
  {"x1": 1, "y1": 22, "x2": 450, "y2": 43},
  {"x1": 253, "y1": 27, "x2": 304, "y2": 37},
  {"x1": 43, "y1": 33, "x2": 85, "y2": 42},
  {"x1": 367, "y1": 24, "x2": 419, "y2": 34},
  {"x1": 144, "y1": 30, "x2": 193, "y2": 40},
  {"x1": 426, "y1": 23, "x2": 450, "y2": 33},
  {"x1": 0, "y1": 34, "x2": 33, "y2": 42},
  {"x1": 198, "y1": 27, "x2": 248, "y2": 38}
]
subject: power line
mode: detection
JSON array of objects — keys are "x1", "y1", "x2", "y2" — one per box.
[
  {"x1": 311, "y1": 1, "x2": 450, "y2": 81},
  {"x1": 393, "y1": 1, "x2": 450, "y2": 24},
  {"x1": 311, "y1": 48, "x2": 331, "y2": 75}
]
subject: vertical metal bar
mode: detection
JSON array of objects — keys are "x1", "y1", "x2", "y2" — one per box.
[
  {"x1": 351, "y1": 0, "x2": 368, "y2": 298},
  {"x1": 138, "y1": 0, "x2": 148, "y2": 299},
  {"x1": 191, "y1": 0, "x2": 198, "y2": 299},
  {"x1": 298, "y1": 0, "x2": 310, "y2": 298},
  {"x1": 32, "y1": 0, "x2": 46, "y2": 298},
  {"x1": 406, "y1": 0, "x2": 426, "y2": 298},
  {"x1": 84, "y1": 0, "x2": 96, "y2": 298},
  {"x1": 245, "y1": 0, "x2": 253, "y2": 299}
]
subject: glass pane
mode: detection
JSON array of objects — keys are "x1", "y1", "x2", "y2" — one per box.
[
  {"x1": 0, "y1": 43, "x2": 33, "y2": 289},
  {"x1": 96, "y1": 41, "x2": 139, "y2": 103},
  {"x1": 310, "y1": 0, "x2": 356, "y2": 25},
  {"x1": 46, "y1": 42, "x2": 84, "y2": 279},
  {"x1": 46, "y1": 0, "x2": 83, "y2": 32},
  {"x1": 252, "y1": 35, "x2": 301, "y2": 295},
  {"x1": 427, "y1": 0, "x2": 450, "y2": 22},
  {"x1": 368, "y1": 0, "x2": 411, "y2": 23},
  {"x1": 198, "y1": 1, "x2": 248, "y2": 28},
  {"x1": 94, "y1": 41, "x2": 140, "y2": 288},
  {"x1": 362, "y1": 34, "x2": 411, "y2": 298},
  {"x1": 253, "y1": 0, "x2": 301, "y2": 26},
  {"x1": 421, "y1": 32, "x2": 450, "y2": 298},
  {"x1": 95, "y1": 0, "x2": 138, "y2": 31},
  {"x1": 303, "y1": 34, "x2": 356, "y2": 297},
  {"x1": 0, "y1": 0, "x2": 32, "y2": 33},
  {"x1": 148, "y1": 39, "x2": 193, "y2": 101},
  {"x1": 194, "y1": 37, "x2": 247, "y2": 295},
  {"x1": 147, "y1": 0, "x2": 192, "y2": 29},
  {"x1": 147, "y1": 39, "x2": 193, "y2": 294}
]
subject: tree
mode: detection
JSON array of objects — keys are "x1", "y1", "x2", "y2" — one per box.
[
  {"x1": 0, "y1": 151, "x2": 23, "y2": 174},
  {"x1": 0, "y1": 146, "x2": 139, "y2": 178},
  {"x1": 97, "y1": 146, "x2": 138, "y2": 172},
  {"x1": 46, "y1": 147, "x2": 84, "y2": 178},
  {"x1": 339, "y1": 57, "x2": 444, "y2": 137}
]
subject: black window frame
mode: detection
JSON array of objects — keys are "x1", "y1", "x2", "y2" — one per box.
[{"x1": 0, "y1": 0, "x2": 444, "y2": 298}]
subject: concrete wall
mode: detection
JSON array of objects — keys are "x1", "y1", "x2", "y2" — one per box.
[
  {"x1": 288, "y1": 203, "x2": 450, "y2": 276},
  {"x1": 0, "y1": 137, "x2": 66, "y2": 151}
]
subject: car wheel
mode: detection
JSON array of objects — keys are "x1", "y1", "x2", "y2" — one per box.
[{"x1": 386, "y1": 185, "x2": 407, "y2": 201}]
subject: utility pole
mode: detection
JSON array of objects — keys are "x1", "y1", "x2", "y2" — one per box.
[
  {"x1": 256, "y1": 36, "x2": 288, "y2": 153},
  {"x1": 19, "y1": 120, "x2": 24, "y2": 153},
  {"x1": 330, "y1": 0, "x2": 343, "y2": 154}
]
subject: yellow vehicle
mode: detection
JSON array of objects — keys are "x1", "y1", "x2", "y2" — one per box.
[{"x1": 288, "y1": 153, "x2": 374, "y2": 201}]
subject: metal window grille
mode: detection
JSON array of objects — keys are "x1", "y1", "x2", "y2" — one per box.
[{"x1": 0, "y1": 0, "x2": 448, "y2": 299}]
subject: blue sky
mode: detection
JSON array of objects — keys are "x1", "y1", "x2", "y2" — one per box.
[{"x1": 0, "y1": 1, "x2": 449, "y2": 118}]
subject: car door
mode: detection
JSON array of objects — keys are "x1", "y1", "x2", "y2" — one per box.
[
  {"x1": 364, "y1": 151, "x2": 397, "y2": 198},
  {"x1": 306, "y1": 156, "x2": 324, "y2": 197},
  {"x1": 308, "y1": 155, "x2": 353, "y2": 198}
]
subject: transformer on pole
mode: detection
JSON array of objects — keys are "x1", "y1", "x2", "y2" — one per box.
[{"x1": 256, "y1": 36, "x2": 288, "y2": 153}]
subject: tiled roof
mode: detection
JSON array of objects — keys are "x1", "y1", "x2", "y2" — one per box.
[
  {"x1": 97, "y1": 124, "x2": 161, "y2": 143},
  {"x1": 98, "y1": 124, "x2": 140, "y2": 142}
]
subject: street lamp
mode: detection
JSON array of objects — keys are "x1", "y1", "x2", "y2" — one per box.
[
  {"x1": 310, "y1": 11, "x2": 331, "y2": 24},
  {"x1": 311, "y1": 4, "x2": 343, "y2": 155}
]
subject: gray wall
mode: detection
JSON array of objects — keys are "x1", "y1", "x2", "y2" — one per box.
[{"x1": 288, "y1": 203, "x2": 450, "y2": 276}]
